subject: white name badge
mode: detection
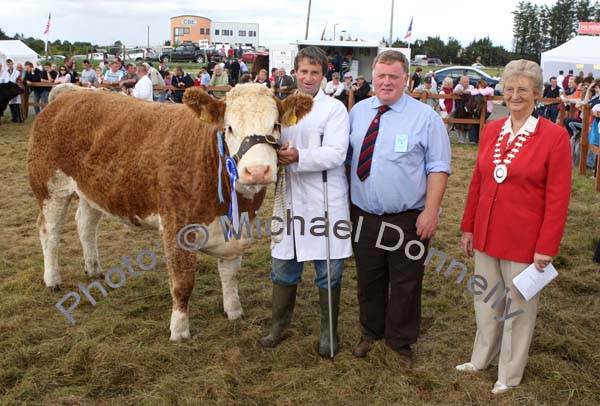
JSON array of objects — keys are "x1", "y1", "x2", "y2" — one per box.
[{"x1": 394, "y1": 134, "x2": 409, "y2": 153}]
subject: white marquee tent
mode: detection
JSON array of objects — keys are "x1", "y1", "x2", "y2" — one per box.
[
  {"x1": 540, "y1": 36, "x2": 600, "y2": 82},
  {"x1": 0, "y1": 40, "x2": 38, "y2": 68}
]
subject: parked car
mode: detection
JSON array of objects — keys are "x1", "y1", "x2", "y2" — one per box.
[
  {"x1": 427, "y1": 58, "x2": 443, "y2": 66},
  {"x1": 120, "y1": 48, "x2": 159, "y2": 62},
  {"x1": 242, "y1": 51, "x2": 269, "y2": 63},
  {"x1": 433, "y1": 66, "x2": 500, "y2": 93},
  {"x1": 472, "y1": 63, "x2": 486, "y2": 69},
  {"x1": 159, "y1": 44, "x2": 208, "y2": 63}
]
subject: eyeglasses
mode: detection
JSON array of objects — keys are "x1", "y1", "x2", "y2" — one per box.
[{"x1": 504, "y1": 87, "x2": 532, "y2": 96}]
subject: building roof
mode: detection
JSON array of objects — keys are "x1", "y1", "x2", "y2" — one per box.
[
  {"x1": 296, "y1": 40, "x2": 383, "y2": 48},
  {"x1": 170, "y1": 15, "x2": 212, "y2": 21}
]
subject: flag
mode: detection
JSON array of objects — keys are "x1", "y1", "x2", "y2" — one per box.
[
  {"x1": 43, "y1": 12, "x2": 51, "y2": 35},
  {"x1": 404, "y1": 17, "x2": 413, "y2": 40}
]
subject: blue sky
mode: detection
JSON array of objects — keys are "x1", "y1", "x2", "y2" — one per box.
[{"x1": 1, "y1": 0, "x2": 534, "y2": 50}]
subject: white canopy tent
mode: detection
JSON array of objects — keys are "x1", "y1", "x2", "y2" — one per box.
[
  {"x1": 540, "y1": 36, "x2": 600, "y2": 82},
  {"x1": 0, "y1": 40, "x2": 38, "y2": 68}
]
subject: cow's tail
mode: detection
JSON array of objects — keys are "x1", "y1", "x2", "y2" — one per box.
[{"x1": 48, "y1": 83, "x2": 83, "y2": 103}]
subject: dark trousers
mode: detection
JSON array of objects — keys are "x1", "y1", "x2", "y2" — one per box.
[
  {"x1": 350, "y1": 205, "x2": 429, "y2": 351},
  {"x1": 8, "y1": 104, "x2": 23, "y2": 123},
  {"x1": 544, "y1": 104, "x2": 559, "y2": 123}
]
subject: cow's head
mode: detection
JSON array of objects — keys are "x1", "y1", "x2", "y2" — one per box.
[
  {"x1": 0, "y1": 81, "x2": 24, "y2": 105},
  {"x1": 183, "y1": 85, "x2": 312, "y2": 193}
]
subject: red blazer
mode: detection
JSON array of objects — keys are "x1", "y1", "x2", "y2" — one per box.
[{"x1": 460, "y1": 117, "x2": 572, "y2": 264}]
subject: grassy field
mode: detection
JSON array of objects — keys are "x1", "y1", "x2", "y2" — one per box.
[{"x1": 0, "y1": 111, "x2": 598, "y2": 405}]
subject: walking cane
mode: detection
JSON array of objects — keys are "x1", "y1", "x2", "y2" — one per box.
[{"x1": 321, "y1": 136, "x2": 335, "y2": 359}]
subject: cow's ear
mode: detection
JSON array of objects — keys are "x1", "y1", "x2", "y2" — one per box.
[
  {"x1": 275, "y1": 93, "x2": 313, "y2": 127},
  {"x1": 183, "y1": 88, "x2": 226, "y2": 125}
]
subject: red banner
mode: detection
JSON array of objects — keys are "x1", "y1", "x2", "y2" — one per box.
[{"x1": 578, "y1": 22, "x2": 600, "y2": 34}]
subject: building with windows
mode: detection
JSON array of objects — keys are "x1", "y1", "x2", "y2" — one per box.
[
  {"x1": 211, "y1": 22, "x2": 259, "y2": 48},
  {"x1": 169, "y1": 15, "x2": 259, "y2": 47},
  {"x1": 170, "y1": 15, "x2": 211, "y2": 45}
]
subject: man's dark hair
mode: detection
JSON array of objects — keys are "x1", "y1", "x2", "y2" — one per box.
[
  {"x1": 6, "y1": 58, "x2": 13, "y2": 63},
  {"x1": 568, "y1": 69, "x2": 573, "y2": 74},
  {"x1": 294, "y1": 46, "x2": 328, "y2": 75},
  {"x1": 83, "y1": 59, "x2": 90, "y2": 65},
  {"x1": 126, "y1": 63, "x2": 135, "y2": 69},
  {"x1": 44, "y1": 62, "x2": 51, "y2": 67},
  {"x1": 559, "y1": 70, "x2": 564, "y2": 74},
  {"x1": 549, "y1": 76, "x2": 556, "y2": 81},
  {"x1": 25, "y1": 61, "x2": 34, "y2": 67}
]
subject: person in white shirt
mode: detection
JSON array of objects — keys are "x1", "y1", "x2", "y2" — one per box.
[
  {"x1": 556, "y1": 70, "x2": 565, "y2": 90},
  {"x1": 131, "y1": 65, "x2": 153, "y2": 101},
  {"x1": 325, "y1": 72, "x2": 344, "y2": 97},
  {"x1": 0, "y1": 59, "x2": 24, "y2": 122},
  {"x1": 260, "y1": 46, "x2": 351, "y2": 358}
]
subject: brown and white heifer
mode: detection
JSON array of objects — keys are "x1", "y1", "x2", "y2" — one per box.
[{"x1": 27, "y1": 84, "x2": 312, "y2": 340}]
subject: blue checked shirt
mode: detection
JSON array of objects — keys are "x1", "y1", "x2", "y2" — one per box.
[{"x1": 347, "y1": 93, "x2": 451, "y2": 215}]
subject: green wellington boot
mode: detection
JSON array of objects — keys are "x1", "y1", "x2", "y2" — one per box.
[
  {"x1": 260, "y1": 283, "x2": 297, "y2": 348},
  {"x1": 318, "y1": 287, "x2": 341, "y2": 357}
]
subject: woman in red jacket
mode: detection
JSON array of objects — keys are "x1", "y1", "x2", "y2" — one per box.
[{"x1": 456, "y1": 59, "x2": 571, "y2": 394}]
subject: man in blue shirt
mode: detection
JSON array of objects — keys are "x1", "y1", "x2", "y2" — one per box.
[{"x1": 347, "y1": 50, "x2": 451, "y2": 368}]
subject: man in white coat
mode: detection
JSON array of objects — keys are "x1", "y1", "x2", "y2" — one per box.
[
  {"x1": 0, "y1": 59, "x2": 23, "y2": 123},
  {"x1": 130, "y1": 65, "x2": 153, "y2": 101},
  {"x1": 260, "y1": 47, "x2": 351, "y2": 357}
]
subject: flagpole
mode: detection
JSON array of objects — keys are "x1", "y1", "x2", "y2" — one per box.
[{"x1": 388, "y1": 0, "x2": 394, "y2": 46}]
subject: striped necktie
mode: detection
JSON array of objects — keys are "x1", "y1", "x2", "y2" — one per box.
[{"x1": 357, "y1": 105, "x2": 391, "y2": 181}]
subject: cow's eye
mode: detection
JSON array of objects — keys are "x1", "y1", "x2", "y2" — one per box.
[
  {"x1": 273, "y1": 123, "x2": 281, "y2": 133},
  {"x1": 228, "y1": 126, "x2": 233, "y2": 134}
]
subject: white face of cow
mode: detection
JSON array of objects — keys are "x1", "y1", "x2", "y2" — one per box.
[
  {"x1": 224, "y1": 84, "x2": 280, "y2": 187},
  {"x1": 183, "y1": 85, "x2": 313, "y2": 196}
]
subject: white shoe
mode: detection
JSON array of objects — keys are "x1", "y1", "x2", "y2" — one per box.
[
  {"x1": 491, "y1": 381, "x2": 513, "y2": 394},
  {"x1": 455, "y1": 362, "x2": 480, "y2": 372}
]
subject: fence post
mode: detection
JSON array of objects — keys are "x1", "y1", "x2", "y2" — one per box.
[
  {"x1": 558, "y1": 102, "x2": 565, "y2": 127},
  {"x1": 21, "y1": 89, "x2": 28, "y2": 120},
  {"x1": 579, "y1": 105, "x2": 590, "y2": 175},
  {"x1": 479, "y1": 97, "x2": 487, "y2": 140},
  {"x1": 347, "y1": 89, "x2": 355, "y2": 112}
]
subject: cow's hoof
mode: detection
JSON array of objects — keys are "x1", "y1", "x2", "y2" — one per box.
[
  {"x1": 49, "y1": 284, "x2": 61, "y2": 293},
  {"x1": 169, "y1": 330, "x2": 191, "y2": 341},
  {"x1": 226, "y1": 309, "x2": 244, "y2": 320}
]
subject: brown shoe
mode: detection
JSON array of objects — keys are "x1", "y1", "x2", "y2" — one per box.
[
  {"x1": 352, "y1": 337, "x2": 375, "y2": 358},
  {"x1": 397, "y1": 349, "x2": 413, "y2": 370}
]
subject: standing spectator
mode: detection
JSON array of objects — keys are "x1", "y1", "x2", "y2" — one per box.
[
  {"x1": 347, "y1": 50, "x2": 451, "y2": 368},
  {"x1": 0, "y1": 59, "x2": 23, "y2": 122},
  {"x1": 143, "y1": 62, "x2": 166, "y2": 102},
  {"x1": 39, "y1": 62, "x2": 57, "y2": 108},
  {"x1": 557, "y1": 70, "x2": 565, "y2": 90},
  {"x1": 103, "y1": 61, "x2": 124, "y2": 89},
  {"x1": 79, "y1": 59, "x2": 97, "y2": 87},
  {"x1": 253, "y1": 69, "x2": 270, "y2": 87},
  {"x1": 351, "y1": 75, "x2": 371, "y2": 104},
  {"x1": 197, "y1": 68, "x2": 211, "y2": 88},
  {"x1": 542, "y1": 77, "x2": 561, "y2": 123},
  {"x1": 54, "y1": 65, "x2": 71, "y2": 84},
  {"x1": 119, "y1": 63, "x2": 138, "y2": 92},
  {"x1": 227, "y1": 46, "x2": 234, "y2": 59},
  {"x1": 414, "y1": 76, "x2": 439, "y2": 111},
  {"x1": 439, "y1": 76, "x2": 454, "y2": 127},
  {"x1": 207, "y1": 64, "x2": 229, "y2": 99},
  {"x1": 229, "y1": 58, "x2": 241, "y2": 86},
  {"x1": 324, "y1": 72, "x2": 344, "y2": 98},
  {"x1": 410, "y1": 67, "x2": 423, "y2": 91},
  {"x1": 239, "y1": 58, "x2": 249, "y2": 75},
  {"x1": 457, "y1": 59, "x2": 571, "y2": 395},
  {"x1": 237, "y1": 44, "x2": 243, "y2": 58},
  {"x1": 99, "y1": 53, "x2": 109, "y2": 73},
  {"x1": 562, "y1": 69, "x2": 573, "y2": 90},
  {"x1": 131, "y1": 65, "x2": 153, "y2": 101},
  {"x1": 273, "y1": 67, "x2": 295, "y2": 100},
  {"x1": 171, "y1": 66, "x2": 194, "y2": 102},
  {"x1": 335, "y1": 72, "x2": 354, "y2": 107},
  {"x1": 24, "y1": 61, "x2": 43, "y2": 115},
  {"x1": 94, "y1": 67, "x2": 104, "y2": 83},
  {"x1": 219, "y1": 45, "x2": 225, "y2": 59},
  {"x1": 468, "y1": 79, "x2": 495, "y2": 144},
  {"x1": 453, "y1": 76, "x2": 475, "y2": 143},
  {"x1": 63, "y1": 57, "x2": 78, "y2": 83},
  {"x1": 269, "y1": 67, "x2": 277, "y2": 87}
]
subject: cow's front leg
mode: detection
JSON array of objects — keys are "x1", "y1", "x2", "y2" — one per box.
[
  {"x1": 163, "y1": 226, "x2": 197, "y2": 341},
  {"x1": 218, "y1": 256, "x2": 244, "y2": 320}
]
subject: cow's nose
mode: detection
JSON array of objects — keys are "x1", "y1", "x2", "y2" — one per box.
[{"x1": 242, "y1": 165, "x2": 272, "y2": 184}]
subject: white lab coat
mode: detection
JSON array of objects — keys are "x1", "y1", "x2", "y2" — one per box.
[
  {"x1": 132, "y1": 74, "x2": 153, "y2": 101},
  {"x1": 272, "y1": 89, "x2": 352, "y2": 262},
  {"x1": 0, "y1": 69, "x2": 22, "y2": 104}
]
